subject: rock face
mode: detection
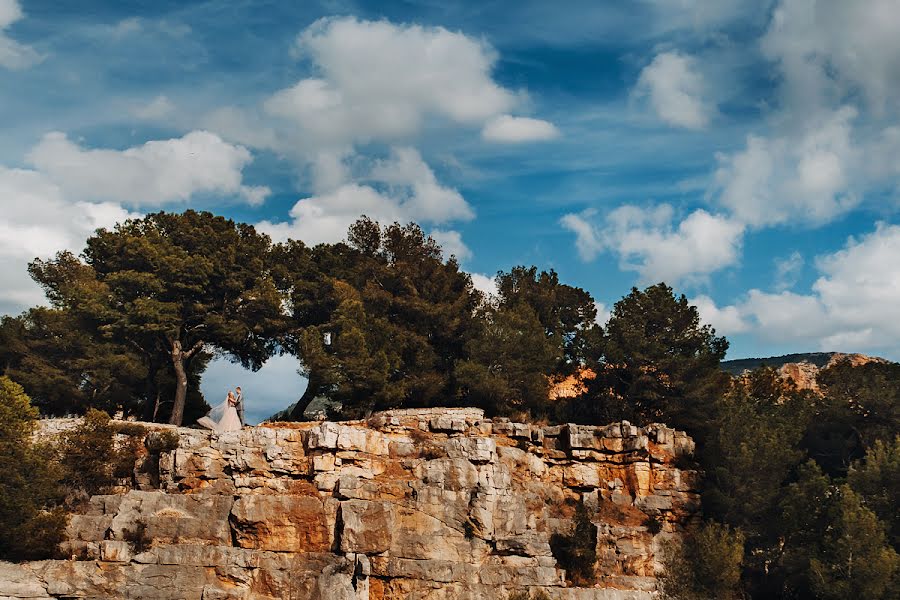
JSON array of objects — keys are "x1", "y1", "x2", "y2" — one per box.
[{"x1": 3, "y1": 408, "x2": 701, "y2": 600}]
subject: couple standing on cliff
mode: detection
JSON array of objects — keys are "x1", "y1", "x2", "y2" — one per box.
[{"x1": 197, "y1": 387, "x2": 246, "y2": 432}]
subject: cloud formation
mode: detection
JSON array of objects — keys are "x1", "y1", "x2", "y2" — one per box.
[
  {"x1": 27, "y1": 131, "x2": 269, "y2": 206},
  {"x1": 482, "y1": 115, "x2": 560, "y2": 143},
  {"x1": 258, "y1": 147, "x2": 473, "y2": 247},
  {"x1": 561, "y1": 205, "x2": 744, "y2": 285},
  {"x1": 635, "y1": 52, "x2": 712, "y2": 129},
  {"x1": 697, "y1": 224, "x2": 900, "y2": 355},
  {"x1": 0, "y1": 0, "x2": 41, "y2": 69},
  {"x1": 0, "y1": 131, "x2": 265, "y2": 313}
]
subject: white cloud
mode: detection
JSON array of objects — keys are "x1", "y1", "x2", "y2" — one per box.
[
  {"x1": 0, "y1": 131, "x2": 266, "y2": 314},
  {"x1": 635, "y1": 52, "x2": 712, "y2": 129},
  {"x1": 711, "y1": 107, "x2": 860, "y2": 227},
  {"x1": 481, "y1": 115, "x2": 560, "y2": 143},
  {"x1": 561, "y1": 205, "x2": 744, "y2": 285},
  {"x1": 133, "y1": 95, "x2": 175, "y2": 120},
  {"x1": 0, "y1": 0, "x2": 41, "y2": 69},
  {"x1": 429, "y1": 229, "x2": 471, "y2": 262},
  {"x1": 762, "y1": 0, "x2": 900, "y2": 117},
  {"x1": 594, "y1": 302, "x2": 611, "y2": 326},
  {"x1": 469, "y1": 273, "x2": 498, "y2": 299},
  {"x1": 774, "y1": 251, "x2": 804, "y2": 291},
  {"x1": 27, "y1": 131, "x2": 269, "y2": 206},
  {"x1": 0, "y1": 166, "x2": 140, "y2": 314},
  {"x1": 264, "y1": 16, "x2": 518, "y2": 149},
  {"x1": 259, "y1": 147, "x2": 474, "y2": 247},
  {"x1": 691, "y1": 294, "x2": 749, "y2": 334},
  {"x1": 703, "y1": 224, "x2": 900, "y2": 357}
]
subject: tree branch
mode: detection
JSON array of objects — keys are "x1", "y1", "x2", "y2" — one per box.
[{"x1": 185, "y1": 340, "x2": 205, "y2": 359}]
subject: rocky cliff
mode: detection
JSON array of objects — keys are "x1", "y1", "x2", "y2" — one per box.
[{"x1": 1, "y1": 408, "x2": 700, "y2": 600}]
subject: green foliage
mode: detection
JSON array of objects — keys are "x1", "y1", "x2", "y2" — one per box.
[
  {"x1": 58, "y1": 408, "x2": 118, "y2": 495},
  {"x1": 456, "y1": 302, "x2": 560, "y2": 418},
  {"x1": 278, "y1": 218, "x2": 482, "y2": 419},
  {"x1": 0, "y1": 308, "x2": 146, "y2": 417},
  {"x1": 549, "y1": 501, "x2": 598, "y2": 586},
  {"x1": 806, "y1": 360, "x2": 900, "y2": 476},
  {"x1": 848, "y1": 436, "x2": 900, "y2": 548},
  {"x1": 145, "y1": 429, "x2": 180, "y2": 453},
  {"x1": 29, "y1": 210, "x2": 281, "y2": 424},
  {"x1": 778, "y1": 461, "x2": 900, "y2": 599},
  {"x1": 703, "y1": 368, "x2": 809, "y2": 541},
  {"x1": 659, "y1": 521, "x2": 745, "y2": 600},
  {"x1": 0, "y1": 377, "x2": 66, "y2": 561},
  {"x1": 570, "y1": 283, "x2": 729, "y2": 440}
]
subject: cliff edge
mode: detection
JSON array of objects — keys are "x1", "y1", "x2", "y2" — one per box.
[{"x1": 1, "y1": 408, "x2": 700, "y2": 600}]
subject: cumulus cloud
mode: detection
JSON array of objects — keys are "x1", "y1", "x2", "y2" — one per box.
[
  {"x1": 429, "y1": 229, "x2": 471, "y2": 262},
  {"x1": 481, "y1": 115, "x2": 560, "y2": 143},
  {"x1": 265, "y1": 17, "x2": 519, "y2": 148},
  {"x1": 0, "y1": 0, "x2": 41, "y2": 69},
  {"x1": 258, "y1": 147, "x2": 474, "y2": 247},
  {"x1": 561, "y1": 205, "x2": 744, "y2": 285},
  {"x1": 27, "y1": 131, "x2": 269, "y2": 206},
  {"x1": 774, "y1": 251, "x2": 804, "y2": 291},
  {"x1": 0, "y1": 131, "x2": 265, "y2": 314},
  {"x1": 469, "y1": 273, "x2": 498, "y2": 299},
  {"x1": 762, "y1": 0, "x2": 900, "y2": 117},
  {"x1": 711, "y1": 107, "x2": 860, "y2": 227},
  {"x1": 635, "y1": 52, "x2": 712, "y2": 129},
  {"x1": 690, "y1": 294, "x2": 750, "y2": 334},
  {"x1": 700, "y1": 224, "x2": 900, "y2": 356},
  {"x1": 133, "y1": 95, "x2": 175, "y2": 120},
  {"x1": 0, "y1": 166, "x2": 140, "y2": 314}
]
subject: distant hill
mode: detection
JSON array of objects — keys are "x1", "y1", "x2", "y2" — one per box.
[{"x1": 720, "y1": 352, "x2": 837, "y2": 375}]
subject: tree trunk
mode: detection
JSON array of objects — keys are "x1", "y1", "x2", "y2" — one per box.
[
  {"x1": 141, "y1": 359, "x2": 160, "y2": 422},
  {"x1": 169, "y1": 340, "x2": 189, "y2": 426},
  {"x1": 289, "y1": 370, "x2": 321, "y2": 421},
  {"x1": 168, "y1": 339, "x2": 204, "y2": 426}
]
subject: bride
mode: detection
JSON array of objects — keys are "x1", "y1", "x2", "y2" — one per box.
[{"x1": 197, "y1": 390, "x2": 243, "y2": 432}]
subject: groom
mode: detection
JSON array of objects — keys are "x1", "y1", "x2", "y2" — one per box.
[{"x1": 235, "y1": 386, "x2": 245, "y2": 427}]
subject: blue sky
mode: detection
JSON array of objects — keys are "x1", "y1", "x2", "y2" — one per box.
[{"x1": 2, "y1": 0, "x2": 900, "y2": 422}]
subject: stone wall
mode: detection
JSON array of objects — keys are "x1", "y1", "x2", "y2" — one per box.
[{"x1": 1, "y1": 408, "x2": 700, "y2": 600}]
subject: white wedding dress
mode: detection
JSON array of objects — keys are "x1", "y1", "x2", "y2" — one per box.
[{"x1": 197, "y1": 399, "x2": 242, "y2": 432}]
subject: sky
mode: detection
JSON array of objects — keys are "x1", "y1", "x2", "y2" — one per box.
[{"x1": 2, "y1": 0, "x2": 900, "y2": 423}]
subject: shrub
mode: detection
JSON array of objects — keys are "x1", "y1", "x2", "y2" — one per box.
[
  {"x1": 122, "y1": 520, "x2": 151, "y2": 553},
  {"x1": 645, "y1": 514, "x2": 664, "y2": 535},
  {"x1": 549, "y1": 501, "x2": 598, "y2": 586},
  {"x1": 58, "y1": 409, "x2": 117, "y2": 495},
  {"x1": 659, "y1": 521, "x2": 745, "y2": 600},
  {"x1": 111, "y1": 422, "x2": 148, "y2": 438},
  {"x1": 145, "y1": 429, "x2": 180, "y2": 453},
  {"x1": 0, "y1": 376, "x2": 66, "y2": 561}
]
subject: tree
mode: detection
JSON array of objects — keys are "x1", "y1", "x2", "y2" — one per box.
[
  {"x1": 585, "y1": 283, "x2": 729, "y2": 438},
  {"x1": 660, "y1": 521, "x2": 745, "y2": 600},
  {"x1": 276, "y1": 218, "x2": 482, "y2": 419},
  {"x1": 848, "y1": 437, "x2": 900, "y2": 549},
  {"x1": 456, "y1": 302, "x2": 561, "y2": 418},
  {"x1": 30, "y1": 211, "x2": 282, "y2": 425},
  {"x1": 494, "y1": 266, "x2": 602, "y2": 376},
  {"x1": 0, "y1": 376, "x2": 65, "y2": 560},
  {"x1": 0, "y1": 308, "x2": 145, "y2": 416}
]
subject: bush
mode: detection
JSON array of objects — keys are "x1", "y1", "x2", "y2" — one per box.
[
  {"x1": 0, "y1": 376, "x2": 66, "y2": 561},
  {"x1": 659, "y1": 521, "x2": 745, "y2": 600},
  {"x1": 58, "y1": 409, "x2": 118, "y2": 495},
  {"x1": 145, "y1": 429, "x2": 180, "y2": 453},
  {"x1": 122, "y1": 520, "x2": 151, "y2": 553},
  {"x1": 111, "y1": 422, "x2": 148, "y2": 438},
  {"x1": 549, "y1": 501, "x2": 598, "y2": 586}
]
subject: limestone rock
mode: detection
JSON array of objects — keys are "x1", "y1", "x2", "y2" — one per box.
[{"x1": 15, "y1": 411, "x2": 701, "y2": 600}]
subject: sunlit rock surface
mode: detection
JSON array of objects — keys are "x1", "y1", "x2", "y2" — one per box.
[{"x1": 3, "y1": 408, "x2": 701, "y2": 599}]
